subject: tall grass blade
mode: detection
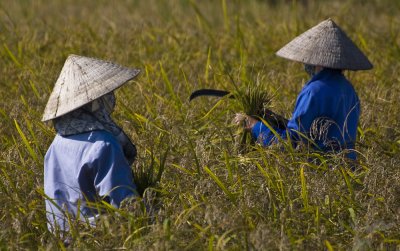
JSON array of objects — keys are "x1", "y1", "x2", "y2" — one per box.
[
  {"x1": 216, "y1": 228, "x2": 236, "y2": 250},
  {"x1": 203, "y1": 166, "x2": 234, "y2": 201},
  {"x1": 223, "y1": 151, "x2": 233, "y2": 183},
  {"x1": 259, "y1": 152, "x2": 286, "y2": 203},
  {"x1": 133, "y1": 147, "x2": 168, "y2": 197},
  {"x1": 221, "y1": 0, "x2": 229, "y2": 31},
  {"x1": 300, "y1": 167, "x2": 309, "y2": 211},
  {"x1": 174, "y1": 203, "x2": 202, "y2": 227},
  {"x1": 315, "y1": 206, "x2": 320, "y2": 231},
  {"x1": 208, "y1": 234, "x2": 215, "y2": 251},
  {"x1": 348, "y1": 207, "x2": 356, "y2": 225},
  {"x1": 255, "y1": 162, "x2": 274, "y2": 188},
  {"x1": 14, "y1": 119, "x2": 39, "y2": 164},
  {"x1": 160, "y1": 62, "x2": 181, "y2": 108},
  {"x1": 357, "y1": 33, "x2": 369, "y2": 51},
  {"x1": 3, "y1": 43, "x2": 22, "y2": 67},
  {"x1": 204, "y1": 46, "x2": 212, "y2": 82},
  {"x1": 171, "y1": 163, "x2": 195, "y2": 176},
  {"x1": 325, "y1": 240, "x2": 334, "y2": 251},
  {"x1": 29, "y1": 80, "x2": 40, "y2": 99},
  {"x1": 182, "y1": 128, "x2": 201, "y2": 174},
  {"x1": 197, "y1": 98, "x2": 227, "y2": 122},
  {"x1": 189, "y1": 0, "x2": 212, "y2": 31},
  {"x1": 24, "y1": 117, "x2": 43, "y2": 159},
  {"x1": 340, "y1": 167, "x2": 354, "y2": 201}
]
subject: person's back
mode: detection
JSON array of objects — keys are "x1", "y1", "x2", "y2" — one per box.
[
  {"x1": 287, "y1": 68, "x2": 360, "y2": 158},
  {"x1": 45, "y1": 130, "x2": 136, "y2": 231}
]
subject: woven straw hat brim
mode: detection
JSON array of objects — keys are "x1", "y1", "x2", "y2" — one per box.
[
  {"x1": 276, "y1": 19, "x2": 373, "y2": 70},
  {"x1": 42, "y1": 55, "x2": 140, "y2": 121}
]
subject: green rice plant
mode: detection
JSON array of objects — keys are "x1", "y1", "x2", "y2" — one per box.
[
  {"x1": 1, "y1": 0, "x2": 400, "y2": 249},
  {"x1": 133, "y1": 147, "x2": 168, "y2": 197}
]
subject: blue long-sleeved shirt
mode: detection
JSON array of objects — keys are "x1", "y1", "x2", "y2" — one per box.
[
  {"x1": 44, "y1": 130, "x2": 137, "y2": 231},
  {"x1": 251, "y1": 68, "x2": 360, "y2": 159}
]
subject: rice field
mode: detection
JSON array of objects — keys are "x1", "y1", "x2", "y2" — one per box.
[{"x1": 1, "y1": 0, "x2": 399, "y2": 249}]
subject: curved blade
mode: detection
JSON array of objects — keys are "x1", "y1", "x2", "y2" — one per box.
[{"x1": 189, "y1": 89, "x2": 233, "y2": 101}]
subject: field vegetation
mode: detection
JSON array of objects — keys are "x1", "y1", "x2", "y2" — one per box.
[{"x1": 1, "y1": 0, "x2": 399, "y2": 249}]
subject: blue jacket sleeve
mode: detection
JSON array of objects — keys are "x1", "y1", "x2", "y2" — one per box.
[
  {"x1": 286, "y1": 88, "x2": 319, "y2": 142},
  {"x1": 251, "y1": 121, "x2": 284, "y2": 146},
  {"x1": 91, "y1": 140, "x2": 137, "y2": 208},
  {"x1": 251, "y1": 87, "x2": 318, "y2": 146}
]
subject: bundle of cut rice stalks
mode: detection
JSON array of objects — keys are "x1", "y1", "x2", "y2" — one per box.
[
  {"x1": 189, "y1": 76, "x2": 288, "y2": 153},
  {"x1": 233, "y1": 79, "x2": 278, "y2": 152}
]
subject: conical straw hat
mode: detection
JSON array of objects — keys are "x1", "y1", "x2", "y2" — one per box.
[
  {"x1": 276, "y1": 18, "x2": 373, "y2": 70},
  {"x1": 42, "y1": 54, "x2": 140, "y2": 121}
]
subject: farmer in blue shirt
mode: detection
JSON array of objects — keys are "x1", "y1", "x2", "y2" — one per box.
[
  {"x1": 235, "y1": 19, "x2": 373, "y2": 159},
  {"x1": 42, "y1": 55, "x2": 140, "y2": 232}
]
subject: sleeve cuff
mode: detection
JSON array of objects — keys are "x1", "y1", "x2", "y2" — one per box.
[{"x1": 251, "y1": 121, "x2": 271, "y2": 139}]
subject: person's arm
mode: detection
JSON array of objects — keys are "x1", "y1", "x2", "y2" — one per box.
[
  {"x1": 237, "y1": 87, "x2": 319, "y2": 147},
  {"x1": 285, "y1": 88, "x2": 319, "y2": 143},
  {"x1": 251, "y1": 120, "x2": 282, "y2": 146},
  {"x1": 92, "y1": 140, "x2": 138, "y2": 208},
  {"x1": 234, "y1": 113, "x2": 283, "y2": 146}
]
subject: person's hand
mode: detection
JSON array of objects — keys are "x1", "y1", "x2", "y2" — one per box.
[{"x1": 234, "y1": 113, "x2": 258, "y2": 131}]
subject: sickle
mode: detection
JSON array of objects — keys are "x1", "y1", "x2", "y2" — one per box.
[
  {"x1": 189, "y1": 89, "x2": 234, "y2": 101},
  {"x1": 189, "y1": 88, "x2": 288, "y2": 129}
]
